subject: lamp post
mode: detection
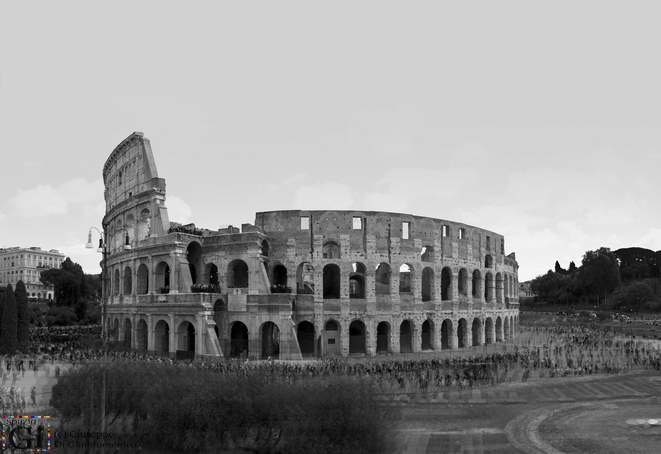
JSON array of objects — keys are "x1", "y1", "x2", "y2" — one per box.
[{"x1": 86, "y1": 227, "x2": 131, "y2": 348}]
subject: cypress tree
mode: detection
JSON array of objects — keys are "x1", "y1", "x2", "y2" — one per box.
[
  {"x1": 15, "y1": 280, "x2": 30, "y2": 349},
  {"x1": 0, "y1": 288, "x2": 4, "y2": 340},
  {"x1": 0, "y1": 284, "x2": 18, "y2": 354}
]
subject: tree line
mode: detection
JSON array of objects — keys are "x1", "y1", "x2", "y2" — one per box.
[
  {"x1": 530, "y1": 247, "x2": 661, "y2": 312},
  {"x1": 0, "y1": 281, "x2": 31, "y2": 354}
]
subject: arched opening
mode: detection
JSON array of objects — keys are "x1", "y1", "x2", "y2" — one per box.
[
  {"x1": 186, "y1": 242, "x2": 203, "y2": 285},
  {"x1": 123, "y1": 318, "x2": 132, "y2": 350},
  {"x1": 472, "y1": 318, "x2": 482, "y2": 346},
  {"x1": 297, "y1": 321, "x2": 315, "y2": 357},
  {"x1": 261, "y1": 239, "x2": 270, "y2": 257},
  {"x1": 324, "y1": 320, "x2": 340, "y2": 355},
  {"x1": 400, "y1": 320, "x2": 413, "y2": 353},
  {"x1": 125, "y1": 214, "x2": 135, "y2": 245},
  {"x1": 485, "y1": 273, "x2": 494, "y2": 303},
  {"x1": 228, "y1": 260, "x2": 249, "y2": 288},
  {"x1": 112, "y1": 319, "x2": 119, "y2": 343},
  {"x1": 421, "y1": 267, "x2": 434, "y2": 302},
  {"x1": 509, "y1": 316, "x2": 514, "y2": 339},
  {"x1": 375, "y1": 263, "x2": 391, "y2": 295},
  {"x1": 137, "y1": 264, "x2": 149, "y2": 294},
  {"x1": 138, "y1": 208, "x2": 151, "y2": 240},
  {"x1": 376, "y1": 322, "x2": 390, "y2": 353},
  {"x1": 322, "y1": 241, "x2": 340, "y2": 259},
  {"x1": 496, "y1": 273, "x2": 504, "y2": 304},
  {"x1": 230, "y1": 322, "x2": 249, "y2": 358},
  {"x1": 485, "y1": 254, "x2": 493, "y2": 268},
  {"x1": 113, "y1": 269, "x2": 120, "y2": 296},
  {"x1": 421, "y1": 245, "x2": 434, "y2": 262},
  {"x1": 458, "y1": 268, "x2": 468, "y2": 296},
  {"x1": 441, "y1": 319, "x2": 452, "y2": 350},
  {"x1": 271, "y1": 264, "x2": 288, "y2": 293},
  {"x1": 177, "y1": 321, "x2": 196, "y2": 358},
  {"x1": 323, "y1": 264, "x2": 341, "y2": 299},
  {"x1": 399, "y1": 264, "x2": 412, "y2": 293},
  {"x1": 261, "y1": 322, "x2": 280, "y2": 359},
  {"x1": 154, "y1": 320, "x2": 169, "y2": 353},
  {"x1": 123, "y1": 266, "x2": 132, "y2": 295},
  {"x1": 205, "y1": 263, "x2": 219, "y2": 287},
  {"x1": 296, "y1": 262, "x2": 315, "y2": 294},
  {"x1": 472, "y1": 270, "x2": 482, "y2": 298},
  {"x1": 441, "y1": 267, "x2": 452, "y2": 300},
  {"x1": 136, "y1": 319, "x2": 148, "y2": 351},
  {"x1": 496, "y1": 317, "x2": 503, "y2": 342},
  {"x1": 485, "y1": 317, "x2": 494, "y2": 344},
  {"x1": 349, "y1": 262, "x2": 366, "y2": 299},
  {"x1": 349, "y1": 320, "x2": 366, "y2": 354},
  {"x1": 503, "y1": 316, "x2": 510, "y2": 340},
  {"x1": 457, "y1": 318, "x2": 468, "y2": 348},
  {"x1": 155, "y1": 261, "x2": 170, "y2": 294},
  {"x1": 422, "y1": 319, "x2": 433, "y2": 351}
]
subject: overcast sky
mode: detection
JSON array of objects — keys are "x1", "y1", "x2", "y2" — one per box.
[{"x1": 1, "y1": 1, "x2": 659, "y2": 281}]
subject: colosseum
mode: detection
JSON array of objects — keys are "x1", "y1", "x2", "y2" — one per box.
[{"x1": 100, "y1": 132, "x2": 520, "y2": 360}]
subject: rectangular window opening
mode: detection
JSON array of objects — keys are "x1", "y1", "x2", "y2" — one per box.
[
  {"x1": 352, "y1": 217, "x2": 362, "y2": 230},
  {"x1": 300, "y1": 216, "x2": 310, "y2": 230},
  {"x1": 459, "y1": 228, "x2": 465, "y2": 239},
  {"x1": 442, "y1": 225, "x2": 449, "y2": 237},
  {"x1": 402, "y1": 221, "x2": 410, "y2": 239}
]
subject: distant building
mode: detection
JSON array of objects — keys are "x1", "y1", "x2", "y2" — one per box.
[
  {"x1": 0, "y1": 247, "x2": 65, "y2": 299},
  {"x1": 518, "y1": 281, "x2": 537, "y2": 300}
]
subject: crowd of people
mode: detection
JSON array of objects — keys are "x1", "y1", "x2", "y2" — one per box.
[{"x1": 2, "y1": 322, "x2": 659, "y2": 398}]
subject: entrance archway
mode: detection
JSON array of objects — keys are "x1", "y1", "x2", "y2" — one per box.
[
  {"x1": 324, "y1": 320, "x2": 340, "y2": 355},
  {"x1": 261, "y1": 322, "x2": 280, "y2": 359},
  {"x1": 457, "y1": 318, "x2": 468, "y2": 348},
  {"x1": 441, "y1": 319, "x2": 452, "y2": 349},
  {"x1": 422, "y1": 319, "x2": 433, "y2": 350},
  {"x1": 349, "y1": 320, "x2": 366, "y2": 354},
  {"x1": 472, "y1": 318, "x2": 482, "y2": 346},
  {"x1": 154, "y1": 320, "x2": 169, "y2": 353},
  {"x1": 136, "y1": 319, "x2": 148, "y2": 351},
  {"x1": 297, "y1": 321, "x2": 315, "y2": 357},
  {"x1": 230, "y1": 322, "x2": 249, "y2": 358},
  {"x1": 400, "y1": 320, "x2": 413, "y2": 353},
  {"x1": 123, "y1": 319, "x2": 132, "y2": 350},
  {"x1": 177, "y1": 321, "x2": 195, "y2": 358},
  {"x1": 376, "y1": 322, "x2": 389, "y2": 353}
]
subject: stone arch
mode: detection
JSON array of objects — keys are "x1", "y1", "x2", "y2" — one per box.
[
  {"x1": 186, "y1": 241, "x2": 203, "y2": 285},
  {"x1": 440, "y1": 319, "x2": 453, "y2": 349},
  {"x1": 323, "y1": 263, "x2": 341, "y2": 299},
  {"x1": 228, "y1": 259, "x2": 249, "y2": 288},
  {"x1": 112, "y1": 318, "x2": 120, "y2": 343},
  {"x1": 123, "y1": 266, "x2": 132, "y2": 295},
  {"x1": 204, "y1": 262, "x2": 219, "y2": 287},
  {"x1": 349, "y1": 320, "x2": 366, "y2": 354},
  {"x1": 136, "y1": 319, "x2": 148, "y2": 351},
  {"x1": 349, "y1": 262, "x2": 366, "y2": 299},
  {"x1": 421, "y1": 267, "x2": 434, "y2": 302},
  {"x1": 123, "y1": 318, "x2": 132, "y2": 350},
  {"x1": 324, "y1": 320, "x2": 340, "y2": 355},
  {"x1": 376, "y1": 321, "x2": 390, "y2": 353},
  {"x1": 472, "y1": 269, "x2": 482, "y2": 299},
  {"x1": 503, "y1": 316, "x2": 510, "y2": 340},
  {"x1": 421, "y1": 319, "x2": 434, "y2": 351},
  {"x1": 155, "y1": 261, "x2": 171, "y2": 294},
  {"x1": 457, "y1": 318, "x2": 468, "y2": 348},
  {"x1": 375, "y1": 263, "x2": 391, "y2": 295},
  {"x1": 296, "y1": 262, "x2": 315, "y2": 294},
  {"x1": 297, "y1": 321, "x2": 315, "y2": 357},
  {"x1": 485, "y1": 272, "x2": 494, "y2": 303},
  {"x1": 137, "y1": 264, "x2": 149, "y2": 294},
  {"x1": 421, "y1": 245, "x2": 434, "y2": 262},
  {"x1": 271, "y1": 264, "x2": 288, "y2": 292},
  {"x1": 113, "y1": 268, "x2": 120, "y2": 296},
  {"x1": 472, "y1": 317, "x2": 482, "y2": 346},
  {"x1": 213, "y1": 298, "x2": 226, "y2": 312},
  {"x1": 261, "y1": 321, "x2": 280, "y2": 359},
  {"x1": 485, "y1": 317, "x2": 494, "y2": 344},
  {"x1": 261, "y1": 239, "x2": 270, "y2": 257},
  {"x1": 177, "y1": 320, "x2": 196, "y2": 356},
  {"x1": 458, "y1": 268, "x2": 468, "y2": 296},
  {"x1": 399, "y1": 263, "x2": 413, "y2": 293},
  {"x1": 441, "y1": 267, "x2": 452, "y2": 300},
  {"x1": 138, "y1": 208, "x2": 151, "y2": 240},
  {"x1": 154, "y1": 320, "x2": 169, "y2": 353},
  {"x1": 496, "y1": 273, "x2": 504, "y2": 304},
  {"x1": 496, "y1": 316, "x2": 504, "y2": 341},
  {"x1": 230, "y1": 321, "x2": 249, "y2": 358},
  {"x1": 485, "y1": 254, "x2": 493, "y2": 268},
  {"x1": 322, "y1": 241, "x2": 340, "y2": 259},
  {"x1": 400, "y1": 319, "x2": 413, "y2": 353}
]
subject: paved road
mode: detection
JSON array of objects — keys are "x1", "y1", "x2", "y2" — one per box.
[{"x1": 389, "y1": 371, "x2": 661, "y2": 453}]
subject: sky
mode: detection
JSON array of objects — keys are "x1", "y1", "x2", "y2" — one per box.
[{"x1": 1, "y1": 1, "x2": 659, "y2": 282}]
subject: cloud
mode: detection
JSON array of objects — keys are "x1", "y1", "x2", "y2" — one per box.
[
  {"x1": 293, "y1": 182, "x2": 354, "y2": 209},
  {"x1": 636, "y1": 228, "x2": 661, "y2": 251},
  {"x1": 284, "y1": 173, "x2": 307, "y2": 186},
  {"x1": 9, "y1": 178, "x2": 103, "y2": 218},
  {"x1": 166, "y1": 195, "x2": 193, "y2": 224}
]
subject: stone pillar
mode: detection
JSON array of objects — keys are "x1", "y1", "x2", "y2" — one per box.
[
  {"x1": 450, "y1": 319, "x2": 458, "y2": 349},
  {"x1": 341, "y1": 320, "x2": 350, "y2": 357},
  {"x1": 451, "y1": 269, "x2": 459, "y2": 301},
  {"x1": 147, "y1": 314, "x2": 154, "y2": 352},
  {"x1": 169, "y1": 313, "x2": 176, "y2": 356},
  {"x1": 392, "y1": 319, "x2": 401, "y2": 354}
]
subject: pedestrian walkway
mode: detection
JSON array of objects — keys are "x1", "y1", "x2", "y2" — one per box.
[{"x1": 1, "y1": 363, "x2": 69, "y2": 415}]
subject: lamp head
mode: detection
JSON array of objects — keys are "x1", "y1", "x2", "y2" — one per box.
[{"x1": 85, "y1": 231, "x2": 94, "y2": 249}]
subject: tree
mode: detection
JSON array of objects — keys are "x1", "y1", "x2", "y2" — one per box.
[
  {"x1": 568, "y1": 261, "x2": 578, "y2": 274},
  {"x1": 579, "y1": 247, "x2": 620, "y2": 305},
  {"x1": 14, "y1": 280, "x2": 30, "y2": 348},
  {"x1": 40, "y1": 268, "x2": 81, "y2": 306},
  {"x1": 554, "y1": 261, "x2": 567, "y2": 275},
  {"x1": 0, "y1": 284, "x2": 18, "y2": 354},
  {"x1": 614, "y1": 281, "x2": 653, "y2": 313}
]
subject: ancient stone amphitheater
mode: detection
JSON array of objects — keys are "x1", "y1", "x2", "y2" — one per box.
[{"x1": 101, "y1": 132, "x2": 519, "y2": 360}]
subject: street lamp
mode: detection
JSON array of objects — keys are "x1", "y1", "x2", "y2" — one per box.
[{"x1": 86, "y1": 227, "x2": 132, "y2": 348}]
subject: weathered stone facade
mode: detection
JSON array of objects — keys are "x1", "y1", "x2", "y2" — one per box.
[{"x1": 102, "y1": 132, "x2": 520, "y2": 360}]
